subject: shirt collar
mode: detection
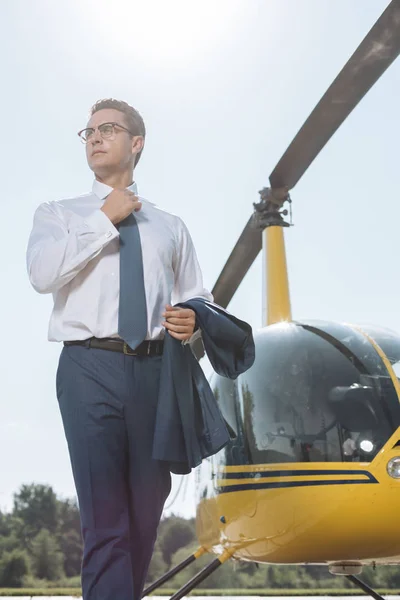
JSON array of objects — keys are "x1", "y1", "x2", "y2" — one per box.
[{"x1": 92, "y1": 179, "x2": 138, "y2": 200}]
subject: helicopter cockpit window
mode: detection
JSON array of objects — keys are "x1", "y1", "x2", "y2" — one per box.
[
  {"x1": 353, "y1": 324, "x2": 400, "y2": 382},
  {"x1": 238, "y1": 322, "x2": 400, "y2": 464}
]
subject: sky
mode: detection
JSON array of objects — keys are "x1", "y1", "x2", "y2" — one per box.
[{"x1": 1, "y1": 0, "x2": 399, "y2": 519}]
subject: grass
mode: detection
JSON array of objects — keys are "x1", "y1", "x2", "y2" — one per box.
[{"x1": 1, "y1": 589, "x2": 400, "y2": 597}]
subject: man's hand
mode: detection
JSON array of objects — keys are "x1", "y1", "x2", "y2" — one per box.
[
  {"x1": 101, "y1": 189, "x2": 142, "y2": 225},
  {"x1": 162, "y1": 304, "x2": 196, "y2": 341}
]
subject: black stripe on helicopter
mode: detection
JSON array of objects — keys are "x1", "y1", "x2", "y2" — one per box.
[{"x1": 215, "y1": 469, "x2": 378, "y2": 493}]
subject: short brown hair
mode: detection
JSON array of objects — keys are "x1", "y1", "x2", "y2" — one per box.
[{"x1": 90, "y1": 98, "x2": 146, "y2": 167}]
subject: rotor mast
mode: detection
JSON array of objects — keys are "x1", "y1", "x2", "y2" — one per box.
[{"x1": 254, "y1": 188, "x2": 292, "y2": 326}]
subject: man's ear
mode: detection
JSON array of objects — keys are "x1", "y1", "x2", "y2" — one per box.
[{"x1": 132, "y1": 135, "x2": 144, "y2": 155}]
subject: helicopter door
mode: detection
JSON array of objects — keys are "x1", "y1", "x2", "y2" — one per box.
[{"x1": 210, "y1": 373, "x2": 247, "y2": 466}]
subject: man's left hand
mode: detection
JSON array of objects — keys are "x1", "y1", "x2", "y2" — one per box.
[{"x1": 162, "y1": 304, "x2": 196, "y2": 341}]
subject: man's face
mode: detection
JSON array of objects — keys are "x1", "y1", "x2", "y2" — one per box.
[{"x1": 84, "y1": 108, "x2": 142, "y2": 175}]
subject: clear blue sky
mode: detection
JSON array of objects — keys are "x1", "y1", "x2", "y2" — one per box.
[{"x1": 1, "y1": 0, "x2": 399, "y2": 517}]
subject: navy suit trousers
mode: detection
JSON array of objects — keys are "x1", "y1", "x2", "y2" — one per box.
[{"x1": 56, "y1": 344, "x2": 172, "y2": 600}]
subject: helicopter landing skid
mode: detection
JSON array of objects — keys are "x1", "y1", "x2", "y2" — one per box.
[
  {"x1": 346, "y1": 575, "x2": 386, "y2": 600},
  {"x1": 141, "y1": 547, "x2": 232, "y2": 600}
]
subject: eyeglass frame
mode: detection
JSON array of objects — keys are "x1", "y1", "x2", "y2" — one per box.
[{"x1": 77, "y1": 121, "x2": 139, "y2": 143}]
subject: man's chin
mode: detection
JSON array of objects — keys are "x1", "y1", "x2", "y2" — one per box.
[{"x1": 88, "y1": 159, "x2": 114, "y2": 174}]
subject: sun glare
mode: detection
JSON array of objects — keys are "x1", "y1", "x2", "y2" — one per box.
[{"x1": 79, "y1": 0, "x2": 244, "y2": 64}]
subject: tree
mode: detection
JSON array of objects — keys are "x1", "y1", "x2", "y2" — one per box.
[
  {"x1": 57, "y1": 498, "x2": 81, "y2": 535},
  {"x1": 58, "y1": 530, "x2": 82, "y2": 577},
  {"x1": 0, "y1": 511, "x2": 9, "y2": 537},
  {"x1": 0, "y1": 550, "x2": 30, "y2": 587},
  {"x1": 0, "y1": 530, "x2": 24, "y2": 559},
  {"x1": 159, "y1": 517, "x2": 196, "y2": 567},
  {"x1": 56, "y1": 498, "x2": 82, "y2": 576},
  {"x1": 30, "y1": 529, "x2": 65, "y2": 581},
  {"x1": 145, "y1": 549, "x2": 167, "y2": 584},
  {"x1": 13, "y1": 484, "x2": 58, "y2": 541},
  {"x1": 0, "y1": 513, "x2": 25, "y2": 540}
]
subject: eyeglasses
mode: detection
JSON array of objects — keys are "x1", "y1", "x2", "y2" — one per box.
[{"x1": 77, "y1": 122, "x2": 136, "y2": 143}]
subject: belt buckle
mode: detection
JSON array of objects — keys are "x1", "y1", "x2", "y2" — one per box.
[{"x1": 123, "y1": 342, "x2": 137, "y2": 356}]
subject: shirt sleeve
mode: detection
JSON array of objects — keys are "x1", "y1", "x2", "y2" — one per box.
[
  {"x1": 172, "y1": 217, "x2": 213, "y2": 346},
  {"x1": 171, "y1": 217, "x2": 213, "y2": 305},
  {"x1": 26, "y1": 201, "x2": 119, "y2": 294}
]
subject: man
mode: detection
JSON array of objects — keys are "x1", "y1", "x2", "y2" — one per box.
[{"x1": 26, "y1": 98, "x2": 213, "y2": 600}]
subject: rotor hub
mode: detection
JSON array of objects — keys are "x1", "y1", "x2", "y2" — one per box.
[{"x1": 253, "y1": 187, "x2": 292, "y2": 229}]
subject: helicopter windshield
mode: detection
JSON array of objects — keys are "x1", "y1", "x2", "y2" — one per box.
[
  {"x1": 237, "y1": 321, "x2": 400, "y2": 464},
  {"x1": 352, "y1": 324, "x2": 400, "y2": 381}
]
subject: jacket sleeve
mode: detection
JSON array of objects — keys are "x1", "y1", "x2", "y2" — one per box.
[
  {"x1": 26, "y1": 201, "x2": 119, "y2": 294},
  {"x1": 185, "y1": 300, "x2": 256, "y2": 378}
]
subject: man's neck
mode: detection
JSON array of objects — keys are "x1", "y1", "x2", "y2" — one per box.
[{"x1": 95, "y1": 171, "x2": 134, "y2": 190}]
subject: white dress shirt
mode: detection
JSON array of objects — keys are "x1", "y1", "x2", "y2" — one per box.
[{"x1": 26, "y1": 180, "x2": 213, "y2": 343}]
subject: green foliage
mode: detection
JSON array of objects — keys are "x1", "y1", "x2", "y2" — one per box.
[
  {"x1": 158, "y1": 516, "x2": 196, "y2": 567},
  {"x1": 0, "y1": 531, "x2": 23, "y2": 559},
  {"x1": 13, "y1": 484, "x2": 59, "y2": 545},
  {"x1": 57, "y1": 498, "x2": 80, "y2": 536},
  {"x1": 0, "y1": 550, "x2": 30, "y2": 588},
  {"x1": 30, "y1": 529, "x2": 65, "y2": 581},
  {"x1": 57, "y1": 530, "x2": 82, "y2": 577},
  {"x1": 146, "y1": 549, "x2": 166, "y2": 583},
  {"x1": 55, "y1": 498, "x2": 82, "y2": 576},
  {"x1": 160, "y1": 544, "x2": 206, "y2": 587},
  {"x1": 20, "y1": 575, "x2": 81, "y2": 589}
]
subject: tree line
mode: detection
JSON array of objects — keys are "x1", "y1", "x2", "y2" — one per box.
[{"x1": 1, "y1": 483, "x2": 400, "y2": 590}]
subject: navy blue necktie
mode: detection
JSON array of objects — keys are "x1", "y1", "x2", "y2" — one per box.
[{"x1": 118, "y1": 211, "x2": 148, "y2": 350}]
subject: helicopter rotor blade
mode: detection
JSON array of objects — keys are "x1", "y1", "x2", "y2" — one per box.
[
  {"x1": 212, "y1": 216, "x2": 261, "y2": 309},
  {"x1": 212, "y1": 0, "x2": 400, "y2": 308},
  {"x1": 269, "y1": 0, "x2": 400, "y2": 189}
]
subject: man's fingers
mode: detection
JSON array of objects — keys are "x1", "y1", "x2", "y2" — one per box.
[
  {"x1": 124, "y1": 190, "x2": 141, "y2": 211},
  {"x1": 163, "y1": 310, "x2": 185, "y2": 318},
  {"x1": 164, "y1": 317, "x2": 192, "y2": 325},
  {"x1": 163, "y1": 306, "x2": 195, "y2": 339},
  {"x1": 164, "y1": 322, "x2": 189, "y2": 333},
  {"x1": 163, "y1": 310, "x2": 194, "y2": 319}
]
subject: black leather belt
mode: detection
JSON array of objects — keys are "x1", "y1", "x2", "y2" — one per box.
[{"x1": 64, "y1": 337, "x2": 164, "y2": 356}]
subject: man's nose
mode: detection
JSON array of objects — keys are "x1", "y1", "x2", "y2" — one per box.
[{"x1": 91, "y1": 129, "x2": 103, "y2": 144}]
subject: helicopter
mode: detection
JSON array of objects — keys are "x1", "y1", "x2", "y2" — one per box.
[{"x1": 143, "y1": 2, "x2": 400, "y2": 600}]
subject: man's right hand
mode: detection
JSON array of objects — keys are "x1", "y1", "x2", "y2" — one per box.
[{"x1": 100, "y1": 189, "x2": 142, "y2": 225}]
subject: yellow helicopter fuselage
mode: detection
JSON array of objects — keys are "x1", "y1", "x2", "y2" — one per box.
[
  {"x1": 196, "y1": 439, "x2": 400, "y2": 565},
  {"x1": 195, "y1": 226, "x2": 400, "y2": 568}
]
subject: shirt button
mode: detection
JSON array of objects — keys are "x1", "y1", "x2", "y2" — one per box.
[{"x1": 105, "y1": 231, "x2": 112, "y2": 238}]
